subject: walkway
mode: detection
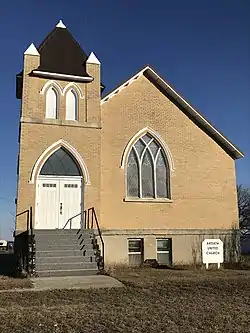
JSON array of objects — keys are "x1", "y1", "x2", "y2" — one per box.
[
  {"x1": 0, "y1": 275, "x2": 123, "y2": 293},
  {"x1": 31, "y1": 275, "x2": 123, "y2": 291}
]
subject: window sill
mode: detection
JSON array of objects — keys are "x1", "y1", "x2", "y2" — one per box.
[
  {"x1": 123, "y1": 197, "x2": 173, "y2": 203},
  {"x1": 21, "y1": 117, "x2": 100, "y2": 129}
]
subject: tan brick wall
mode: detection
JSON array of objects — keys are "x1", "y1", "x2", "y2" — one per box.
[
  {"x1": 86, "y1": 62, "x2": 101, "y2": 124},
  {"x1": 16, "y1": 55, "x2": 238, "y2": 237},
  {"x1": 16, "y1": 55, "x2": 101, "y2": 231},
  {"x1": 100, "y1": 75, "x2": 238, "y2": 230},
  {"x1": 16, "y1": 122, "x2": 101, "y2": 231}
]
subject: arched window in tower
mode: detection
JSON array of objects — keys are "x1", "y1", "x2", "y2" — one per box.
[
  {"x1": 126, "y1": 133, "x2": 170, "y2": 199},
  {"x1": 46, "y1": 87, "x2": 58, "y2": 119},
  {"x1": 66, "y1": 89, "x2": 78, "y2": 121}
]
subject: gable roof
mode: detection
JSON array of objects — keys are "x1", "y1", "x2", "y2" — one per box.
[
  {"x1": 101, "y1": 66, "x2": 244, "y2": 160},
  {"x1": 35, "y1": 26, "x2": 91, "y2": 78}
]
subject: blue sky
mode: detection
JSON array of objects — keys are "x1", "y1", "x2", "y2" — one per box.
[{"x1": 0, "y1": 0, "x2": 249, "y2": 239}]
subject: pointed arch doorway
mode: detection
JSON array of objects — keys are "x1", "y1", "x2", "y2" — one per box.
[{"x1": 35, "y1": 147, "x2": 84, "y2": 229}]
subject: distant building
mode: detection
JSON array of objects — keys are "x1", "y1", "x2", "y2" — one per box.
[{"x1": 0, "y1": 240, "x2": 7, "y2": 251}]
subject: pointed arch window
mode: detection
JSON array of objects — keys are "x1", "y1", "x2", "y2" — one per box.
[
  {"x1": 66, "y1": 89, "x2": 78, "y2": 121},
  {"x1": 46, "y1": 87, "x2": 58, "y2": 119},
  {"x1": 40, "y1": 148, "x2": 81, "y2": 176},
  {"x1": 126, "y1": 134, "x2": 170, "y2": 199}
]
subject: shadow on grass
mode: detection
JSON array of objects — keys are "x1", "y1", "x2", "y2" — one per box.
[{"x1": 0, "y1": 253, "x2": 18, "y2": 277}]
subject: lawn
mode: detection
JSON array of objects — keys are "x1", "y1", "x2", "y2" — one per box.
[
  {"x1": 0, "y1": 268, "x2": 250, "y2": 332},
  {"x1": 0, "y1": 275, "x2": 32, "y2": 290}
]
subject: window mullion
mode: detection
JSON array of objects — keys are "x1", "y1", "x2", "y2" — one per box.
[
  {"x1": 148, "y1": 145, "x2": 157, "y2": 199},
  {"x1": 132, "y1": 147, "x2": 141, "y2": 198},
  {"x1": 139, "y1": 157, "x2": 142, "y2": 198},
  {"x1": 153, "y1": 157, "x2": 157, "y2": 198},
  {"x1": 140, "y1": 146, "x2": 147, "y2": 198}
]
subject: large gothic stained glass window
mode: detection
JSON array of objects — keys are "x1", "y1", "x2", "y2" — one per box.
[
  {"x1": 40, "y1": 148, "x2": 81, "y2": 176},
  {"x1": 126, "y1": 134, "x2": 170, "y2": 199}
]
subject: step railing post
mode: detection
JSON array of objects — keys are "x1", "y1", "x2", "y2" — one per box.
[{"x1": 83, "y1": 210, "x2": 85, "y2": 229}]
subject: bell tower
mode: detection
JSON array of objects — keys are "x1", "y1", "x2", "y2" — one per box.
[{"x1": 15, "y1": 21, "x2": 102, "y2": 232}]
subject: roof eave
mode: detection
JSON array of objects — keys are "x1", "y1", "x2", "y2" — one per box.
[
  {"x1": 143, "y1": 68, "x2": 244, "y2": 160},
  {"x1": 31, "y1": 70, "x2": 93, "y2": 83},
  {"x1": 101, "y1": 65, "x2": 244, "y2": 160}
]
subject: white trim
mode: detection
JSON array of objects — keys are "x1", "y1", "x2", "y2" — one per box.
[
  {"x1": 45, "y1": 86, "x2": 59, "y2": 119},
  {"x1": 56, "y1": 20, "x2": 66, "y2": 28},
  {"x1": 121, "y1": 127, "x2": 175, "y2": 171},
  {"x1": 33, "y1": 70, "x2": 93, "y2": 82},
  {"x1": 65, "y1": 89, "x2": 78, "y2": 121},
  {"x1": 124, "y1": 198, "x2": 173, "y2": 203},
  {"x1": 86, "y1": 52, "x2": 101, "y2": 65},
  {"x1": 24, "y1": 43, "x2": 40, "y2": 56},
  {"x1": 156, "y1": 239, "x2": 171, "y2": 263},
  {"x1": 101, "y1": 70, "x2": 144, "y2": 104},
  {"x1": 146, "y1": 67, "x2": 244, "y2": 158},
  {"x1": 62, "y1": 82, "x2": 84, "y2": 98},
  {"x1": 40, "y1": 80, "x2": 63, "y2": 95},
  {"x1": 101, "y1": 65, "x2": 244, "y2": 159},
  {"x1": 29, "y1": 140, "x2": 90, "y2": 185},
  {"x1": 38, "y1": 175, "x2": 83, "y2": 181},
  {"x1": 128, "y1": 238, "x2": 143, "y2": 254}
]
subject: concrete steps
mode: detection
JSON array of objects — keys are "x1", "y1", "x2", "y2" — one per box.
[
  {"x1": 36, "y1": 255, "x2": 96, "y2": 264},
  {"x1": 34, "y1": 229, "x2": 99, "y2": 277},
  {"x1": 36, "y1": 249, "x2": 94, "y2": 258},
  {"x1": 37, "y1": 268, "x2": 98, "y2": 278},
  {"x1": 36, "y1": 261, "x2": 97, "y2": 271}
]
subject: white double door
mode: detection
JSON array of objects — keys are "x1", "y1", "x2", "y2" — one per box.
[{"x1": 36, "y1": 176, "x2": 83, "y2": 229}]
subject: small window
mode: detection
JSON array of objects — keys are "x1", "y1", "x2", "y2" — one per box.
[
  {"x1": 157, "y1": 238, "x2": 172, "y2": 265},
  {"x1": 64, "y1": 184, "x2": 78, "y2": 188},
  {"x1": 46, "y1": 87, "x2": 58, "y2": 119},
  {"x1": 66, "y1": 89, "x2": 78, "y2": 121},
  {"x1": 42, "y1": 183, "x2": 56, "y2": 188},
  {"x1": 128, "y1": 239, "x2": 144, "y2": 266}
]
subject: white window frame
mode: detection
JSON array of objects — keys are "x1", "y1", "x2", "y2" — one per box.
[
  {"x1": 45, "y1": 86, "x2": 58, "y2": 119},
  {"x1": 156, "y1": 238, "x2": 170, "y2": 253},
  {"x1": 66, "y1": 89, "x2": 78, "y2": 121},
  {"x1": 156, "y1": 238, "x2": 172, "y2": 265},
  {"x1": 127, "y1": 134, "x2": 170, "y2": 199},
  {"x1": 128, "y1": 238, "x2": 144, "y2": 265}
]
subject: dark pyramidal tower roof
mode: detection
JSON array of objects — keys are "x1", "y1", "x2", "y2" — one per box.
[
  {"x1": 16, "y1": 20, "x2": 105, "y2": 99},
  {"x1": 36, "y1": 22, "x2": 91, "y2": 77}
]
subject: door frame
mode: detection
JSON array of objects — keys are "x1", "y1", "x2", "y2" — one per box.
[{"x1": 35, "y1": 175, "x2": 84, "y2": 229}]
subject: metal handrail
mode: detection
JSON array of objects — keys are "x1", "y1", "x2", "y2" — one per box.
[
  {"x1": 62, "y1": 212, "x2": 82, "y2": 229},
  {"x1": 87, "y1": 207, "x2": 104, "y2": 270},
  {"x1": 15, "y1": 207, "x2": 35, "y2": 275},
  {"x1": 16, "y1": 209, "x2": 29, "y2": 231},
  {"x1": 61, "y1": 207, "x2": 104, "y2": 269},
  {"x1": 29, "y1": 206, "x2": 35, "y2": 275}
]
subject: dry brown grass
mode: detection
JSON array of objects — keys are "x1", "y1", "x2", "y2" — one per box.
[
  {"x1": 0, "y1": 268, "x2": 250, "y2": 332},
  {"x1": 0, "y1": 276, "x2": 32, "y2": 290}
]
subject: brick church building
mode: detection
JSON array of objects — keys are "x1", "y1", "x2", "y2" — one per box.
[{"x1": 15, "y1": 21, "x2": 243, "y2": 276}]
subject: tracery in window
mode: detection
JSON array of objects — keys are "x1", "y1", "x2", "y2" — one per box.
[{"x1": 126, "y1": 134, "x2": 170, "y2": 199}]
